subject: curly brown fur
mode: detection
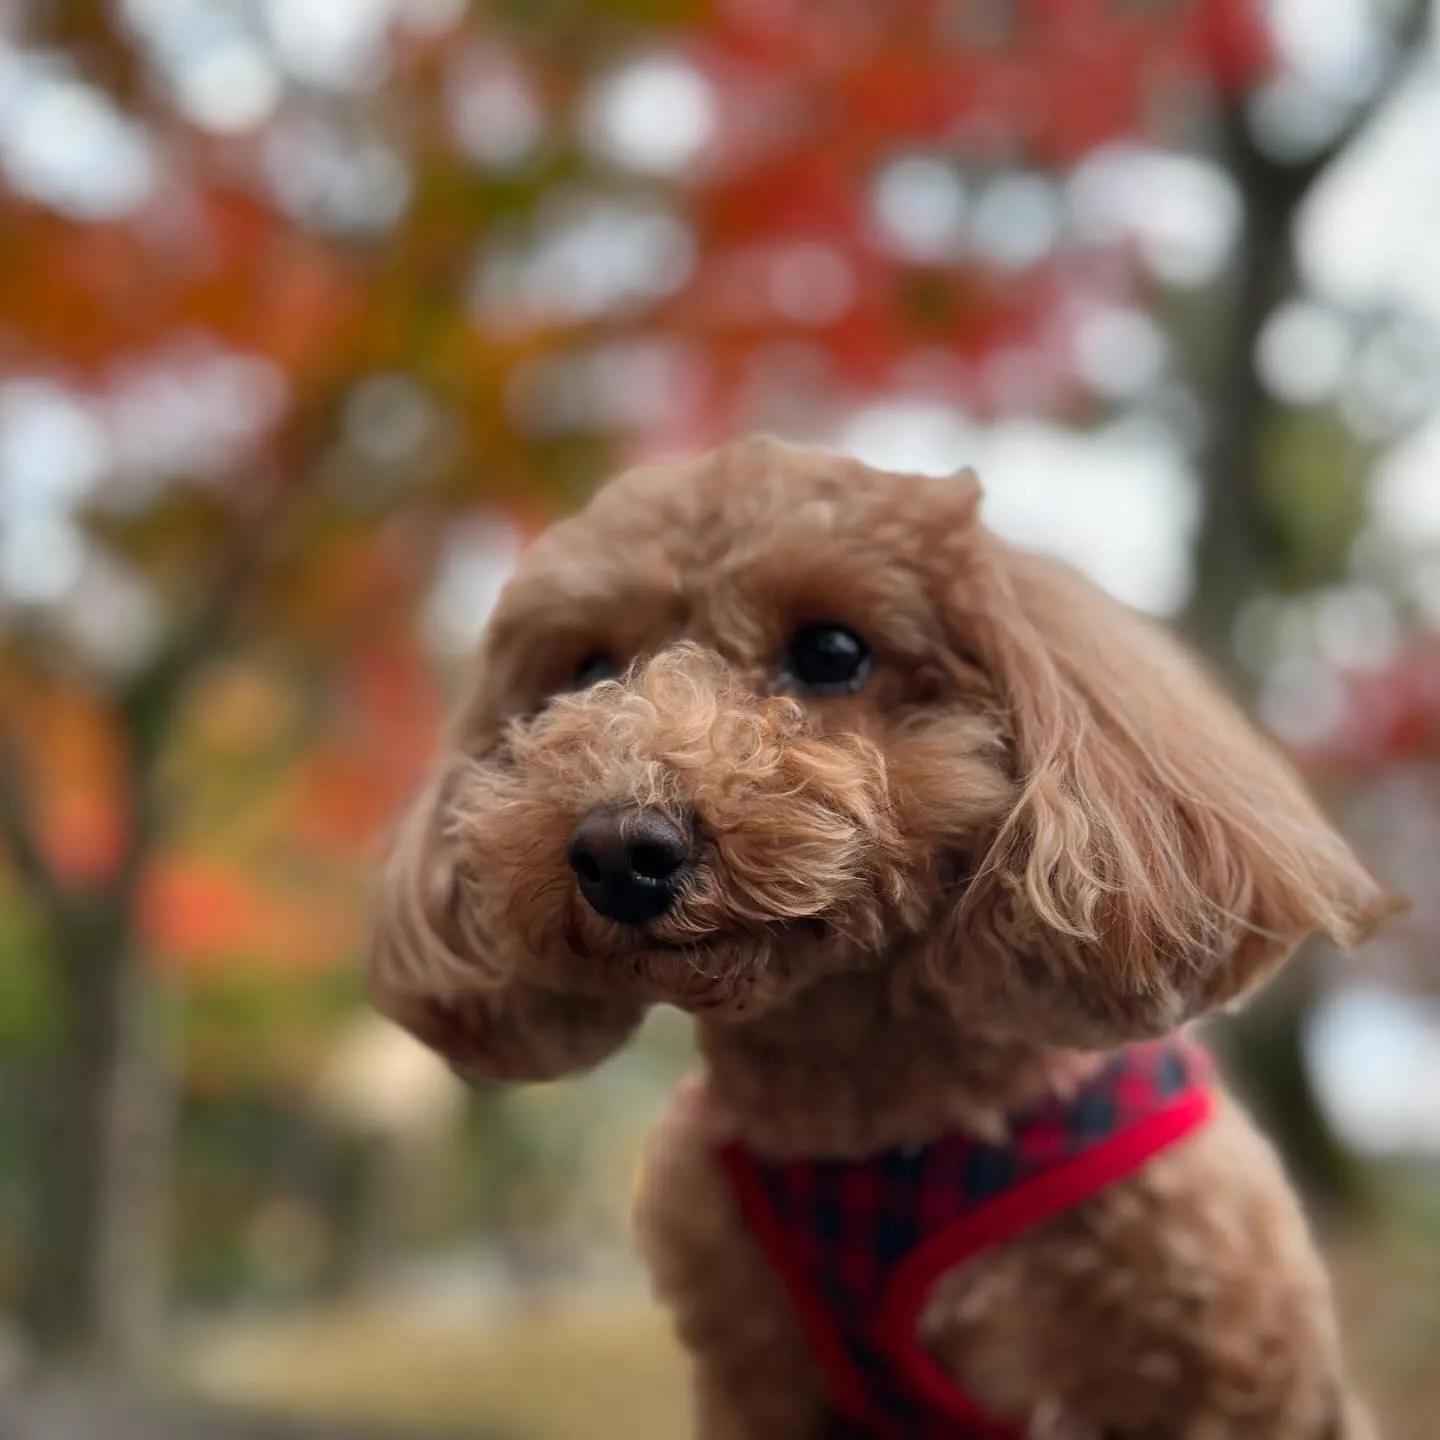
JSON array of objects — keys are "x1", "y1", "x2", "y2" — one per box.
[{"x1": 371, "y1": 437, "x2": 1399, "y2": 1437}]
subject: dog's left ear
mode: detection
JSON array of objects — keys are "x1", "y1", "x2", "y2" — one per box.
[
  {"x1": 370, "y1": 758, "x2": 506, "y2": 1013},
  {"x1": 946, "y1": 529, "x2": 1401, "y2": 1039}
]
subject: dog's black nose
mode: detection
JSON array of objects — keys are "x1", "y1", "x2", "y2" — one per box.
[{"x1": 567, "y1": 807, "x2": 690, "y2": 924}]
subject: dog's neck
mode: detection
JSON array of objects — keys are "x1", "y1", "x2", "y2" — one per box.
[{"x1": 697, "y1": 970, "x2": 1102, "y2": 1161}]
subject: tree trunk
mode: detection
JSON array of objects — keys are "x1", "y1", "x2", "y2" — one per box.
[
  {"x1": 95, "y1": 949, "x2": 176, "y2": 1372},
  {"x1": 25, "y1": 895, "x2": 175, "y2": 1375},
  {"x1": 1184, "y1": 107, "x2": 1292, "y2": 662},
  {"x1": 3, "y1": 282, "x2": 326, "y2": 1374},
  {"x1": 1182, "y1": 105, "x2": 1369, "y2": 1212},
  {"x1": 1210, "y1": 960, "x2": 1372, "y2": 1213}
]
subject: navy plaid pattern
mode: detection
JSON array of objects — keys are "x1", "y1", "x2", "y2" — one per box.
[{"x1": 725, "y1": 1038, "x2": 1208, "y2": 1439}]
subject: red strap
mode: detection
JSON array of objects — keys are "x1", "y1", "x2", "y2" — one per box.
[
  {"x1": 717, "y1": 1143, "x2": 886, "y2": 1430},
  {"x1": 876, "y1": 1086, "x2": 1216, "y2": 1428}
]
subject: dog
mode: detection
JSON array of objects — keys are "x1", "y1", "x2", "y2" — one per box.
[{"x1": 371, "y1": 438, "x2": 1398, "y2": 1437}]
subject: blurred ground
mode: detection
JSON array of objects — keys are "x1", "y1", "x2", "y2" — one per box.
[
  {"x1": 0, "y1": 1226, "x2": 1428, "y2": 1440},
  {"x1": 184, "y1": 1284, "x2": 686, "y2": 1440},
  {"x1": 162, "y1": 1226, "x2": 1440, "y2": 1440},
  {"x1": 1327, "y1": 1221, "x2": 1440, "y2": 1440}
]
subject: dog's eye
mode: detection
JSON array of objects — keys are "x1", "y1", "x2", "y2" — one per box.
[
  {"x1": 781, "y1": 624, "x2": 871, "y2": 695},
  {"x1": 572, "y1": 652, "x2": 620, "y2": 688}
]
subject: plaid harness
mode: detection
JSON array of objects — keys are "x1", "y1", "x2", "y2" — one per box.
[{"x1": 717, "y1": 1037, "x2": 1214, "y2": 1439}]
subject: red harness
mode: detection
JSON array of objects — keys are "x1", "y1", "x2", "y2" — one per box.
[{"x1": 717, "y1": 1037, "x2": 1214, "y2": 1438}]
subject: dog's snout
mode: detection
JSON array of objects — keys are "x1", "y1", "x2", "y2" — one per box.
[{"x1": 567, "y1": 806, "x2": 691, "y2": 924}]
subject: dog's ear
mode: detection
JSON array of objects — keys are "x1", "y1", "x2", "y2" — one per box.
[
  {"x1": 948, "y1": 538, "x2": 1401, "y2": 1038},
  {"x1": 369, "y1": 756, "x2": 648, "y2": 1081},
  {"x1": 369, "y1": 758, "x2": 504, "y2": 1025}
]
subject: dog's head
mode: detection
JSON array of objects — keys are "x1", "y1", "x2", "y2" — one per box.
[{"x1": 373, "y1": 438, "x2": 1398, "y2": 1047}]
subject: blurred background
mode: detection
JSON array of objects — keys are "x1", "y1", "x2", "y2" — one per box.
[{"x1": 2, "y1": 0, "x2": 1440, "y2": 1435}]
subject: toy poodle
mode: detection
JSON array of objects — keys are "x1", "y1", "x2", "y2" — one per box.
[{"x1": 370, "y1": 438, "x2": 1398, "y2": 1438}]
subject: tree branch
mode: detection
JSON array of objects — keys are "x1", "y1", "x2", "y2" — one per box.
[
  {"x1": 117, "y1": 396, "x2": 341, "y2": 769},
  {"x1": 121, "y1": 489, "x2": 289, "y2": 742},
  {"x1": 0, "y1": 725, "x2": 62, "y2": 915},
  {"x1": 1246, "y1": 0, "x2": 1432, "y2": 204},
  {"x1": 23, "y1": 0, "x2": 149, "y2": 107}
]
